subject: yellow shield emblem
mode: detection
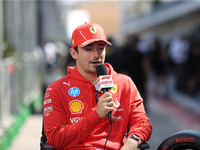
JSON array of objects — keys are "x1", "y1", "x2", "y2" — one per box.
[
  {"x1": 69, "y1": 100, "x2": 84, "y2": 114},
  {"x1": 111, "y1": 85, "x2": 118, "y2": 94},
  {"x1": 89, "y1": 26, "x2": 96, "y2": 34}
]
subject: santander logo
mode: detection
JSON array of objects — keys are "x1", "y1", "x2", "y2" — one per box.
[
  {"x1": 113, "y1": 98, "x2": 120, "y2": 108},
  {"x1": 113, "y1": 98, "x2": 124, "y2": 112}
]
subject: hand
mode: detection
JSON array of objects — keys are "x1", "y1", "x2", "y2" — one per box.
[
  {"x1": 96, "y1": 92, "x2": 114, "y2": 119},
  {"x1": 120, "y1": 138, "x2": 138, "y2": 150}
]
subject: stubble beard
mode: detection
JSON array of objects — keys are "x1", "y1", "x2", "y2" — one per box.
[{"x1": 88, "y1": 66, "x2": 97, "y2": 74}]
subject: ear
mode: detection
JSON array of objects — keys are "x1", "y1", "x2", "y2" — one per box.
[{"x1": 70, "y1": 48, "x2": 78, "y2": 60}]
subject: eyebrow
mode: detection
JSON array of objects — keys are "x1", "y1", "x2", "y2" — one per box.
[{"x1": 85, "y1": 43, "x2": 106, "y2": 47}]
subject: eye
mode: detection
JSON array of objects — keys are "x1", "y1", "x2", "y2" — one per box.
[
  {"x1": 98, "y1": 46, "x2": 105, "y2": 50},
  {"x1": 84, "y1": 47, "x2": 93, "y2": 51},
  {"x1": 86, "y1": 48, "x2": 92, "y2": 51}
]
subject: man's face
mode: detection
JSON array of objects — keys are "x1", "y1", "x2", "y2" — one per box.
[{"x1": 73, "y1": 41, "x2": 106, "y2": 75}]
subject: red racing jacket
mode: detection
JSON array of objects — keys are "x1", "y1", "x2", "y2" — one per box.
[{"x1": 43, "y1": 63, "x2": 152, "y2": 150}]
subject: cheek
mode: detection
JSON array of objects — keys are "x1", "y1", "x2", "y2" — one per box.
[
  {"x1": 101, "y1": 50, "x2": 106, "y2": 58},
  {"x1": 78, "y1": 53, "x2": 90, "y2": 63}
]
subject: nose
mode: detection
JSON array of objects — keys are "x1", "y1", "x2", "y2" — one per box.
[{"x1": 93, "y1": 47, "x2": 100, "y2": 57}]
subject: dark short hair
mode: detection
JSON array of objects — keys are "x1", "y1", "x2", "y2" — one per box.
[{"x1": 74, "y1": 46, "x2": 78, "y2": 52}]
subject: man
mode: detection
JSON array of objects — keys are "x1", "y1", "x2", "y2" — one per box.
[{"x1": 43, "y1": 22, "x2": 152, "y2": 150}]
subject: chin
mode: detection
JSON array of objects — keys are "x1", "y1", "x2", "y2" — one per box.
[{"x1": 88, "y1": 68, "x2": 97, "y2": 73}]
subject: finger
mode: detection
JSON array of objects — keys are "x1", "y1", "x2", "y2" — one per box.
[
  {"x1": 102, "y1": 92, "x2": 112, "y2": 98},
  {"x1": 105, "y1": 105, "x2": 114, "y2": 112},
  {"x1": 106, "y1": 101, "x2": 114, "y2": 107},
  {"x1": 104, "y1": 97, "x2": 113, "y2": 103}
]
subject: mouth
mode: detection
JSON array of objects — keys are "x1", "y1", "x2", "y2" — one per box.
[{"x1": 90, "y1": 60, "x2": 101, "y2": 66}]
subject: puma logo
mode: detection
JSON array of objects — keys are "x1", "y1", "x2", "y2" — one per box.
[{"x1": 63, "y1": 82, "x2": 70, "y2": 86}]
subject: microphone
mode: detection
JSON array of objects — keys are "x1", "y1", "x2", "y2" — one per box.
[{"x1": 96, "y1": 64, "x2": 113, "y2": 125}]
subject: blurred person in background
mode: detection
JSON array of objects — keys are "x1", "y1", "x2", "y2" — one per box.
[
  {"x1": 105, "y1": 37, "x2": 122, "y2": 73},
  {"x1": 55, "y1": 41, "x2": 70, "y2": 75},
  {"x1": 168, "y1": 35, "x2": 190, "y2": 92},
  {"x1": 43, "y1": 22, "x2": 152, "y2": 150},
  {"x1": 43, "y1": 41, "x2": 59, "y2": 69},
  {"x1": 186, "y1": 36, "x2": 200, "y2": 96},
  {"x1": 42, "y1": 41, "x2": 65, "y2": 95},
  {"x1": 122, "y1": 36, "x2": 151, "y2": 113},
  {"x1": 151, "y1": 38, "x2": 170, "y2": 97}
]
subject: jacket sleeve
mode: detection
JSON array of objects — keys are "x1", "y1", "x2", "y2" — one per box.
[
  {"x1": 43, "y1": 82, "x2": 102, "y2": 149},
  {"x1": 127, "y1": 77, "x2": 152, "y2": 144}
]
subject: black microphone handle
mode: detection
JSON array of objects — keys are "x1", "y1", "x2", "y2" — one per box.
[
  {"x1": 108, "y1": 112, "x2": 112, "y2": 125},
  {"x1": 102, "y1": 88, "x2": 113, "y2": 125},
  {"x1": 103, "y1": 88, "x2": 108, "y2": 93}
]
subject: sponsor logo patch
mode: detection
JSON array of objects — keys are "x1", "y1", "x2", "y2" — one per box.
[
  {"x1": 44, "y1": 99, "x2": 51, "y2": 105},
  {"x1": 72, "y1": 39, "x2": 75, "y2": 45},
  {"x1": 69, "y1": 100, "x2": 84, "y2": 114},
  {"x1": 111, "y1": 85, "x2": 118, "y2": 94},
  {"x1": 46, "y1": 88, "x2": 52, "y2": 91},
  {"x1": 68, "y1": 87, "x2": 80, "y2": 97},
  {"x1": 113, "y1": 98, "x2": 120, "y2": 108},
  {"x1": 112, "y1": 116, "x2": 123, "y2": 121},
  {"x1": 63, "y1": 82, "x2": 70, "y2": 86},
  {"x1": 70, "y1": 117, "x2": 83, "y2": 123},
  {"x1": 44, "y1": 92, "x2": 49, "y2": 99},
  {"x1": 97, "y1": 75, "x2": 113, "y2": 92},
  {"x1": 113, "y1": 98, "x2": 124, "y2": 111},
  {"x1": 44, "y1": 106, "x2": 54, "y2": 116},
  {"x1": 89, "y1": 26, "x2": 96, "y2": 34},
  {"x1": 176, "y1": 138, "x2": 194, "y2": 143}
]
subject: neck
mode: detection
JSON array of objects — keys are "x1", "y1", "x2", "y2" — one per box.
[
  {"x1": 76, "y1": 66, "x2": 97, "y2": 83},
  {"x1": 85, "y1": 73, "x2": 97, "y2": 83}
]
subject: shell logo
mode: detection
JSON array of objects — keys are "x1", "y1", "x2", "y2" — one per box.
[{"x1": 69, "y1": 100, "x2": 84, "y2": 114}]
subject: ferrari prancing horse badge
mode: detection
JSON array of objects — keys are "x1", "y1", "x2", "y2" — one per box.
[{"x1": 89, "y1": 26, "x2": 96, "y2": 34}]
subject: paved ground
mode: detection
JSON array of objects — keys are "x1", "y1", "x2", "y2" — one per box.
[
  {"x1": 8, "y1": 114, "x2": 42, "y2": 150},
  {"x1": 147, "y1": 96, "x2": 200, "y2": 150},
  {"x1": 7, "y1": 92, "x2": 200, "y2": 150}
]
